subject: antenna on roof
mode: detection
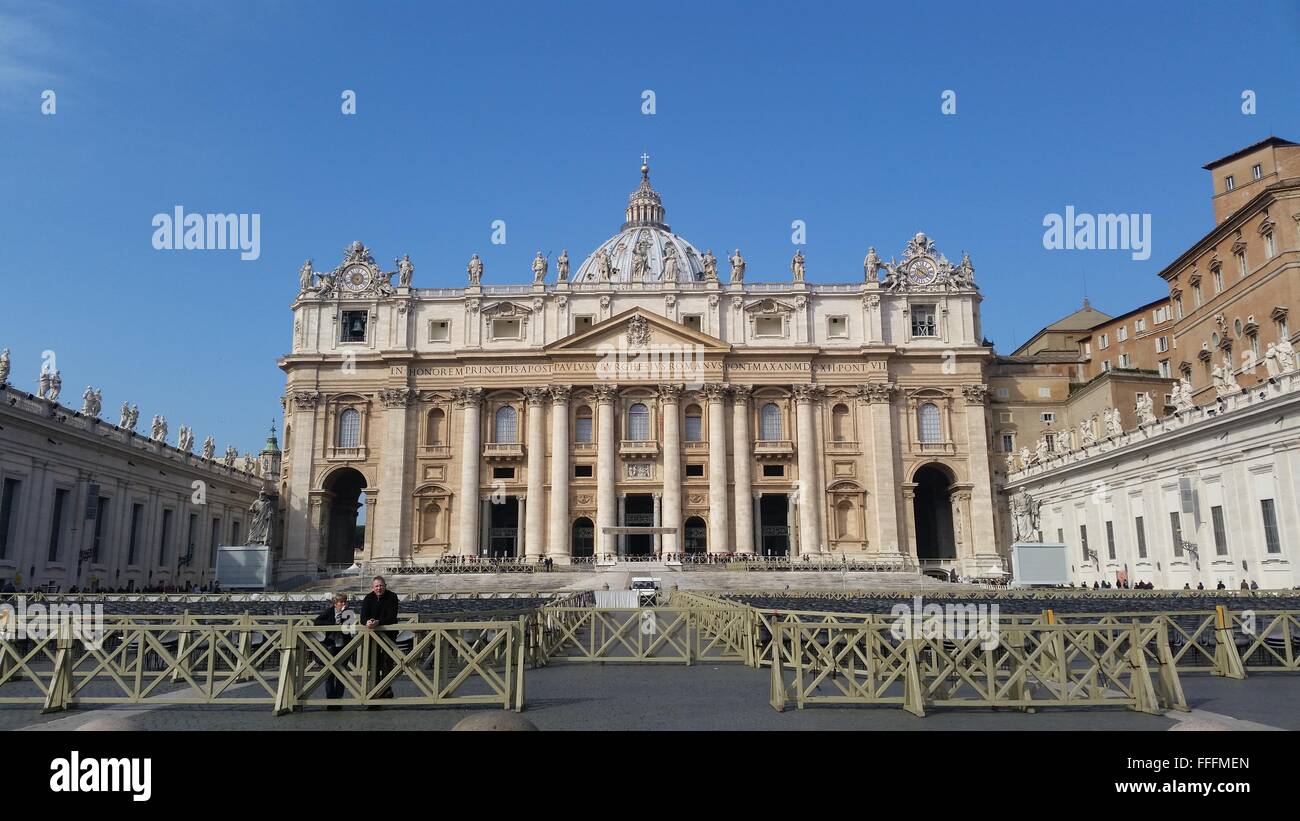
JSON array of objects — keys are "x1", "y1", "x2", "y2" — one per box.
[{"x1": 1082, "y1": 268, "x2": 1090, "y2": 310}]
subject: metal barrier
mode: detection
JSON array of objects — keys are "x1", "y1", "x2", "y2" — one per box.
[
  {"x1": 767, "y1": 617, "x2": 1188, "y2": 716},
  {"x1": 0, "y1": 619, "x2": 527, "y2": 714}
]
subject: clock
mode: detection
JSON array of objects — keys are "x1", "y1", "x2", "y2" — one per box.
[
  {"x1": 906, "y1": 257, "x2": 938, "y2": 286},
  {"x1": 342, "y1": 264, "x2": 372, "y2": 292}
]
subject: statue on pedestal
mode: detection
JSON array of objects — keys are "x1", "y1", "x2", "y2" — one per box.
[
  {"x1": 467, "y1": 254, "x2": 484, "y2": 285},
  {"x1": 791, "y1": 250, "x2": 805, "y2": 283},
  {"x1": 396, "y1": 254, "x2": 414, "y2": 288},
  {"x1": 531, "y1": 250, "x2": 547, "y2": 284},
  {"x1": 1010, "y1": 491, "x2": 1041, "y2": 543},
  {"x1": 0, "y1": 348, "x2": 9, "y2": 385},
  {"x1": 298, "y1": 259, "x2": 314, "y2": 293},
  {"x1": 202, "y1": 436, "x2": 215, "y2": 460},
  {"x1": 556, "y1": 250, "x2": 569, "y2": 282},
  {"x1": 1135, "y1": 392, "x2": 1156, "y2": 424},
  {"x1": 727, "y1": 249, "x2": 744, "y2": 284},
  {"x1": 246, "y1": 490, "x2": 276, "y2": 546},
  {"x1": 863, "y1": 247, "x2": 881, "y2": 281}
]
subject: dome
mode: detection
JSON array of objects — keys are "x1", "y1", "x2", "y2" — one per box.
[{"x1": 572, "y1": 163, "x2": 708, "y2": 283}]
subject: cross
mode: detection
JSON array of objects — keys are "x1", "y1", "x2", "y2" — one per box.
[{"x1": 641, "y1": 152, "x2": 650, "y2": 166}]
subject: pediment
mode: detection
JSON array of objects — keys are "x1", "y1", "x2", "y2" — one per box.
[
  {"x1": 744, "y1": 298, "x2": 795, "y2": 315},
  {"x1": 482, "y1": 300, "x2": 533, "y2": 318},
  {"x1": 546, "y1": 307, "x2": 730, "y2": 353}
]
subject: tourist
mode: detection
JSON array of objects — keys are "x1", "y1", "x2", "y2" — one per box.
[
  {"x1": 1250, "y1": 580, "x2": 1259, "y2": 591},
  {"x1": 314, "y1": 592, "x2": 351, "y2": 710},
  {"x1": 1196, "y1": 581, "x2": 1205, "y2": 590},
  {"x1": 1216, "y1": 580, "x2": 1226, "y2": 590},
  {"x1": 361, "y1": 575, "x2": 400, "y2": 706}
]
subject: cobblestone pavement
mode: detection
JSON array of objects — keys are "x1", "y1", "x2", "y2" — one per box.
[{"x1": 5, "y1": 665, "x2": 1296, "y2": 732}]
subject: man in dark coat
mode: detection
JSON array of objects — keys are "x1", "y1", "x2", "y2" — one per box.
[
  {"x1": 312, "y1": 592, "x2": 351, "y2": 709},
  {"x1": 360, "y1": 576, "x2": 400, "y2": 704}
]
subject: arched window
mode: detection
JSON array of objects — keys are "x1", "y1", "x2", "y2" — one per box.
[
  {"x1": 574, "y1": 406, "x2": 593, "y2": 443},
  {"x1": 760, "y1": 403, "x2": 782, "y2": 441},
  {"x1": 495, "y1": 405, "x2": 517, "y2": 443},
  {"x1": 918, "y1": 403, "x2": 941, "y2": 443},
  {"x1": 338, "y1": 409, "x2": 360, "y2": 448},
  {"x1": 627, "y1": 403, "x2": 650, "y2": 440},
  {"x1": 684, "y1": 404, "x2": 703, "y2": 442},
  {"x1": 425, "y1": 408, "x2": 445, "y2": 445},
  {"x1": 831, "y1": 403, "x2": 850, "y2": 441}
]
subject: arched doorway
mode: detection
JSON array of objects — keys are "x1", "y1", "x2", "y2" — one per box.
[
  {"x1": 684, "y1": 516, "x2": 707, "y2": 555},
  {"x1": 322, "y1": 467, "x2": 367, "y2": 565},
  {"x1": 571, "y1": 517, "x2": 594, "y2": 558},
  {"x1": 913, "y1": 464, "x2": 956, "y2": 560}
]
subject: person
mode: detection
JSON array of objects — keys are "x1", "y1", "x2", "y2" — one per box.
[
  {"x1": 1, "y1": 578, "x2": 15, "y2": 594},
  {"x1": 361, "y1": 575, "x2": 400, "y2": 706},
  {"x1": 1216, "y1": 580, "x2": 1226, "y2": 590},
  {"x1": 1196, "y1": 581, "x2": 1205, "y2": 590},
  {"x1": 1250, "y1": 580, "x2": 1259, "y2": 591},
  {"x1": 313, "y1": 592, "x2": 351, "y2": 710}
]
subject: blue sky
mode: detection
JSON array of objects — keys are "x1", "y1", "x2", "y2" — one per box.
[{"x1": 2, "y1": 0, "x2": 1297, "y2": 453}]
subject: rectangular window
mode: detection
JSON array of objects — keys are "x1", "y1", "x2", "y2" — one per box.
[
  {"x1": 1213, "y1": 270, "x2": 1223, "y2": 293},
  {"x1": 996, "y1": 388, "x2": 1010, "y2": 400},
  {"x1": 827, "y1": 316, "x2": 847, "y2": 338},
  {"x1": 1192, "y1": 284, "x2": 1202, "y2": 307},
  {"x1": 1175, "y1": 298, "x2": 1183, "y2": 320},
  {"x1": 47, "y1": 488, "x2": 69, "y2": 562},
  {"x1": 1156, "y1": 336, "x2": 1169, "y2": 353},
  {"x1": 685, "y1": 464, "x2": 705, "y2": 478},
  {"x1": 1158, "y1": 360, "x2": 1172, "y2": 378},
  {"x1": 1225, "y1": 175, "x2": 1235, "y2": 191},
  {"x1": 1135, "y1": 318, "x2": 1146, "y2": 332},
  {"x1": 1169, "y1": 511, "x2": 1183, "y2": 557},
  {"x1": 683, "y1": 414, "x2": 702, "y2": 442},
  {"x1": 492, "y1": 467, "x2": 515, "y2": 480},
  {"x1": 1261, "y1": 499, "x2": 1281, "y2": 554},
  {"x1": 341, "y1": 310, "x2": 368, "y2": 343},
  {"x1": 491, "y1": 318, "x2": 521, "y2": 339},
  {"x1": 186, "y1": 513, "x2": 198, "y2": 565},
  {"x1": 574, "y1": 315, "x2": 594, "y2": 333},
  {"x1": 1101, "y1": 359, "x2": 1111, "y2": 372},
  {"x1": 210, "y1": 517, "x2": 221, "y2": 568},
  {"x1": 1079, "y1": 524, "x2": 1089, "y2": 561},
  {"x1": 0, "y1": 478, "x2": 20, "y2": 560},
  {"x1": 128, "y1": 503, "x2": 143, "y2": 565},
  {"x1": 1099, "y1": 333, "x2": 1109, "y2": 349},
  {"x1": 1252, "y1": 163, "x2": 1262, "y2": 180},
  {"x1": 1041, "y1": 412, "x2": 1055, "y2": 423},
  {"x1": 574, "y1": 416, "x2": 593, "y2": 443},
  {"x1": 1044, "y1": 433, "x2": 1056, "y2": 451},
  {"x1": 1236, "y1": 251, "x2": 1247, "y2": 278},
  {"x1": 428, "y1": 320, "x2": 449, "y2": 342},
  {"x1": 682, "y1": 315, "x2": 702, "y2": 332},
  {"x1": 910, "y1": 305, "x2": 937, "y2": 337},
  {"x1": 1056, "y1": 528, "x2": 1064, "y2": 545},
  {"x1": 754, "y1": 316, "x2": 784, "y2": 337},
  {"x1": 762, "y1": 464, "x2": 784, "y2": 477},
  {"x1": 1265, "y1": 232, "x2": 1275, "y2": 258},
  {"x1": 1001, "y1": 434, "x2": 1014, "y2": 452},
  {"x1": 573, "y1": 464, "x2": 593, "y2": 479},
  {"x1": 159, "y1": 509, "x2": 173, "y2": 567},
  {"x1": 1117, "y1": 326, "x2": 1128, "y2": 342},
  {"x1": 1038, "y1": 387, "x2": 1051, "y2": 398},
  {"x1": 1105, "y1": 521, "x2": 1116, "y2": 560},
  {"x1": 1135, "y1": 516, "x2": 1147, "y2": 559},
  {"x1": 1119, "y1": 353, "x2": 1131, "y2": 368},
  {"x1": 1211, "y1": 505, "x2": 1228, "y2": 556},
  {"x1": 92, "y1": 497, "x2": 109, "y2": 564}
]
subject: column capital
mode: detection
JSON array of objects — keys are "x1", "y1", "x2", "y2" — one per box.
[
  {"x1": 549, "y1": 385, "x2": 572, "y2": 405},
  {"x1": 730, "y1": 384, "x2": 752, "y2": 404},
  {"x1": 701, "y1": 383, "x2": 729, "y2": 402},
  {"x1": 592, "y1": 384, "x2": 619, "y2": 404},
  {"x1": 792, "y1": 383, "x2": 823, "y2": 403},
  {"x1": 858, "y1": 382, "x2": 897, "y2": 403},
  {"x1": 291, "y1": 390, "x2": 321, "y2": 409},
  {"x1": 452, "y1": 387, "x2": 483, "y2": 408},
  {"x1": 378, "y1": 387, "x2": 416, "y2": 408},
  {"x1": 523, "y1": 387, "x2": 550, "y2": 406},
  {"x1": 657, "y1": 383, "x2": 684, "y2": 402},
  {"x1": 961, "y1": 383, "x2": 991, "y2": 406}
]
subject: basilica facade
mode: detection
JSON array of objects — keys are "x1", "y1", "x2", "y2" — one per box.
[{"x1": 276, "y1": 164, "x2": 1004, "y2": 580}]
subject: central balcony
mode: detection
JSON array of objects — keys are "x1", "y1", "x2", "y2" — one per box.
[
  {"x1": 619, "y1": 439, "x2": 659, "y2": 457},
  {"x1": 753, "y1": 439, "x2": 794, "y2": 459},
  {"x1": 483, "y1": 442, "x2": 524, "y2": 460}
]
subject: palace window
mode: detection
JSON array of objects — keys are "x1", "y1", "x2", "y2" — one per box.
[
  {"x1": 755, "y1": 316, "x2": 785, "y2": 337},
  {"x1": 428, "y1": 320, "x2": 449, "y2": 342},
  {"x1": 1169, "y1": 511, "x2": 1184, "y2": 557},
  {"x1": 627, "y1": 403, "x2": 650, "y2": 440},
  {"x1": 492, "y1": 467, "x2": 514, "y2": 480},
  {"x1": 763, "y1": 464, "x2": 784, "y2": 477},
  {"x1": 684, "y1": 405, "x2": 703, "y2": 441},
  {"x1": 917, "y1": 403, "x2": 941, "y2": 443},
  {"x1": 1135, "y1": 318, "x2": 1147, "y2": 332},
  {"x1": 1041, "y1": 412, "x2": 1055, "y2": 423},
  {"x1": 1117, "y1": 326, "x2": 1128, "y2": 342},
  {"x1": 573, "y1": 464, "x2": 593, "y2": 478},
  {"x1": 47, "y1": 488, "x2": 68, "y2": 562},
  {"x1": 574, "y1": 407, "x2": 593, "y2": 443},
  {"x1": 1192, "y1": 283, "x2": 1202, "y2": 307},
  {"x1": 574, "y1": 315, "x2": 594, "y2": 333},
  {"x1": 491, "y1": 319, "x2": 521, "y2": 340},
  {"x1": 1213, "y1": 269, "x2": 1223, "y2": 293},
  {"x1": 1225, "y1": 175, "x2": 1235, "y2": 191},
  {"x1": 1099, "y1": 333, "x2": 1109, "y2": 349},
  {"x1": 1135, "y1": 516, "x2": 1147, "y2": 559},
  {"x1": 759, "y1": 403, "x2": 782, "y2": 441},
  {"x1": 1001, "y1": 433, "x2": 1014, "y2": 452},
  {"x1": 1158, "y1": 360, "x2": 1171, "y2": 378},
  {"x1": 1211, "y1": 506, "x2": 1228, "y2": 556},
  {"x1": 827, "y1": 316, "x2": 847, "y2": 338},
  {"x1": 494, "y1": 406, "x2": 518, "y2": 443},
  {"x1": 1120, "y1": 353, "x2": 1131, "y2": 368},
  {"x1": 1261, "y1": 499, "x2": 1281, "y2": 554},
  {"x1": 1101, "y1": 359, "x2": 1111, "y2": 372},
  {"x1": 1265, "y1": 232, "x2": 1275, "y2": 258},
  {"x1": 1156, "y1": 336, "x2": 1169, "y2": 353},
  {"x1": 910, "y1": 304, "x2": 937, "y2": 337},
  {"x1": 685, "y1": 463, "x2": 705, "y2": 478},
  {"x1": 1252, "y1": 163, "x2": 1262, "y2": 180},
  {"x1": 338, "y1": 409, "x2": 361, "y2": 448},
  {"x1": 341, "y1": 310, "x2": 368, "y2": 343},
  {"x1": 0, "y1": 478, "x2": 20, "y2": 560},
  {"x1": 1236, "y1": 251, "x2": 1247, "y2": 279},
  {"x1": 683, "y1": 315, "x2": 702, "y2": 332}
]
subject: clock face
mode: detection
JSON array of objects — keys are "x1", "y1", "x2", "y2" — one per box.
[
  {"x1": 907, "y1": 258, "x2": 938, "y2": 285},
  {"x1": 343, "y1": 264, "x2": 371, "y2": 291}
]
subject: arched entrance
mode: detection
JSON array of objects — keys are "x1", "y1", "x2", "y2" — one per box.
[
  {"x1": 571, "y1": 517, "x2": 594, "y2": 558},
  {"x1": 683, "y1": 516, "x2": 707, "y2": 555},
  {"x1": 322, "y1": 467, "x2": 367, "y2": 565},
  {"x1": 913, "y1": 464, "x2": 956, "y2": 560}
]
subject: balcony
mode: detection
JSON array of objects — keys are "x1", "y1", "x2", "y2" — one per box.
[
  {"x1": 826, "y1": 439, "x2": 860, "y2": 454},
  {"x1": 753, "y1": 439, "x2": 794, "y2": 459},
  {"x1": 483, "y1": 442, "x2": 524, "y2": 460},
  {"x1": 571, "y1": 442, "x2": 597, "y2": 454},
  {"x1": 420, "y1": 445, "x2": 452, "y2": 459},
  {"x1": 327, "y1": 446, "x2": 367, "y2": 461},
  {"x1": 916, "y1": 441, "x2": 956, "y2": 456},
  {"x1": 683, "y1": 441, "x2": 709, "y2": 452},
  {"x1": 619, "y1": 439, "x2": 659, "y2": 457}
]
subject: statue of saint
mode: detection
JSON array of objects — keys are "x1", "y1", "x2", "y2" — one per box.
[
  {"x1": 467, "y1": 254, "x2": 484, "y2": 285},
  {"x1": 556, "y1": 249, "x2": 569, "y2": 282},
  {"x1": 0, "y1": 347, "x2": 9, "y2": 385},
  {"x1": 863, "y1": 247, "x2": 880, "y2": 281},
  {"x1": 596, "y1": 249, "x2": 613, "y2": 281},
  {"x1": 791, "y1": 250, "x2": 805, "y2": 283},
  {"x1": 81, "y1": 386, "x2": 99, "y2": 418},
  {"x1": 396, "y1": 254, "x2": 414, "y2": 288},
  {"x1": 661, "y1": 242, "x2": 679, "y2": 282},
  {"x1": 531, "y1": 250, "x2": 548, "y2": 284},
  {"x1": 246, "y1": 491, "x2": 275, "y2": 546},
  {"x1": 728, "y1": 249, "x2": 745, "y2": 284},
  {"x1": 631, "y1": 238, "x2": 650, "y2": 281},
  {"x1": 1276, "y1": 336, "x2": 1297, "y2": 373},
  {"x1": 1034, "y1": 437, "x2": 1049, "y2": 464},
  {"x1": 224, "y1": 446, "x2": 238, "y2": 467},
  {"x1": 1135, "y1": 392, "x2": 1157, "y2": 424},
  {"x1": 298, "y1": 259, "x2": 314, "y2": 292},
  {"x1": 1105, "y1": 407, "x2": 1123, "y2": 437},
  {"x1": 1011, "y1": 491, "x2": 1040, "y2": 543},
  {"x1": 1172, "y1": 377, "x2": 1195, "y2": 413},
  {"x1": 701, "y1": 249, "x2": 718, "y2": 282},
  {"x1": 202, "y1": 436, "x2": 216, "y2": 460},
  {"x1": 48, "y1": 370, "x2": 61, "y2": 402}
]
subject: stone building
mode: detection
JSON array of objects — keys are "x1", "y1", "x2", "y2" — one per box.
[
  {"x1": 0, "y1": 378, "x2": 269, "y2": 591},
  {"x1": 277, "y1": 163, "x2": 1005, "y2": 581}
]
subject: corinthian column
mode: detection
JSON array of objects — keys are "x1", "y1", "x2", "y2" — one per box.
[
  {"x1": 961, "y1": 384, "x2": 998, "y2": 572},
  {"x1": 454, "y1": 388, "x2": 483, "y2": 556},
  {"x1": 793, "y1": 383, "x2": 823, "y2": 556},
  {"x1": 731, "y1": 385, "x2": 755, "y2": 554},
  {"x1": 594, "y1": 384, "x2": 619, "y2": 558},
  {"x1": 703, "y1": 383, "x2": 730, "y2": 554},
  {"x1": 547, "y1": 386, "x2": 571, "y2": 559},
  {"x1": 523, "y1": 387, "x2": 548, "y2": 560},
  {"x1": 374, "y1": 387, "x2": 416, "y2": 565},
  {"x1": 861, "y1": 382, "x2": 900, "y2": 555},
  {"x1": 658, "y1": 384, "x2": 682, "y2": 556}
]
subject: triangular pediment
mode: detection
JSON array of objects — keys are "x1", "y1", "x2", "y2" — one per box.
[{"x1": 546, "y1": 307, "x2": 731, "y2": 353}]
